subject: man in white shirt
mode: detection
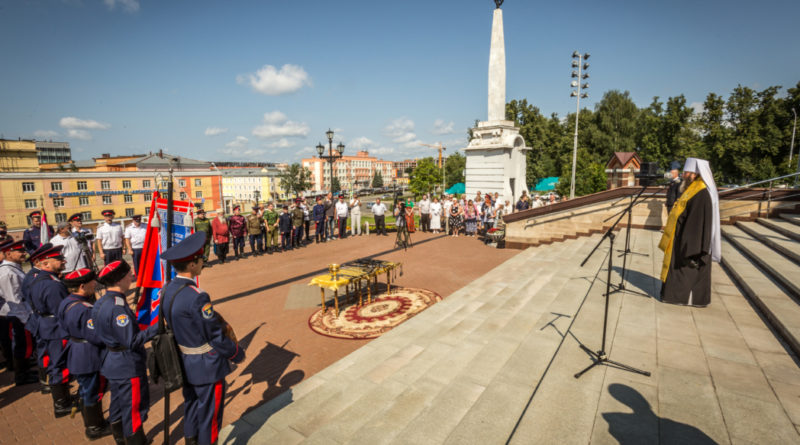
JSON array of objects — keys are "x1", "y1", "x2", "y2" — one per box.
[
  {"x1": 371, "y1": 198, "x2": 388, "y2": 236},
  {"x1": 69, "y1": 213, "x2": 94, "y2": 262},
  {"x1": 0, "y1": 239, "x2": 38, "y2": 385},
  {"x1": 124, "y1": 215, "x2": 147, "y2": 278},
  {"x1": 442, "y1": 195, "x2": 453, "y2": 235},
  {"x1": 51, "y1": 222, "x2": 86, "y2": 272},
  {"x1": 349, "y1": 194, "x2": 362, "y2": 236},
  {"x1": 95, "y1": 209, "x2": 124, "y2": 266},
  {"x1": 418, "y1": 194, "x2": 431, "y2": 232},
  {"x1": 335, "y1": 195, "x2": 349, "y2": 239}
]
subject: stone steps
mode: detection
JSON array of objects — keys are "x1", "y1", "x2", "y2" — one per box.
[
  {"x1": 720, "y1": 239, "x2": 800, "y2": 358},
  {"x1": 219, "y1": 235, "x2": 609, "y2": 444},
  {"x1": 721, "y1": 225, "x2": 800, "y2": 300},
  {"x1": 781, "y1": 213, "x2": 800, "y2": 227},
  {"x1": 759, "y1": 217, "x2": 800, "y2": 243},
  {"x1": 737, "y1": 220, "x2": 800, "y2": 265}
]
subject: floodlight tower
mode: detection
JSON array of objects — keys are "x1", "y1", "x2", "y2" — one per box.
[{"x1": 569, "y1": 51, "x2": 590, "y2": 199}]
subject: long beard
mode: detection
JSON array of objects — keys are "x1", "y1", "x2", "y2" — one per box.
[{"x1": 678, "y1": 178, "x2": 688, "y2": 194}]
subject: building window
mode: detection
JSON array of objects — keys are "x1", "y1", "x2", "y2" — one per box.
[
  {"x1": 81, "y1": 211, "x2": 91, "y2": 221},
  {"x1": 51, "y1": 182, "x2": 62, "y2": 191},
  {"x1": 160, "y1": 180, "x2": 169, "y2": 189},
  {"x1": 122, "y1": 180, "x2": 131, "y2": 189},
  {"x1": 77, "y1": 181, "x2": 88, "y2": 191},
  {"x1": 195, "y1": 191, "x2": 202, "y2": 199},
  {"x1": 143, "y1": 179, "x2": 151, "y2": 188},
  {"x1": 24, "y1": 199, "x2": 38, "y2": 209},
  {"x1": 144, "y1": 194, "x2": 152, "y2": 202},
  {"x1": 102, "y1": 195, "x2": 112, "y2": 205},
  {"x1": 101, "y1": 180, "x2": 111, "y2": 190},
  {"x1": 55, "y1": 213, "x2": 67, "y2": 223},
  {"x1": 125, "y1": 208, "x2": 134, "y2": 217},
  {"x1": 124, "y1": 194, "x2": 133, "y2": 203},
  {"x1": 179, "y1": 179, "x2": 186, "y2": 187},
  {"x1": 22, "y1": 182, "x2": 35, "y2": 192},
  {"x1": 53, "y1": 197, "x2": 64, "y2": 207},
  {"x1": 180, "y1": 192, "x2": 187, "y2": 200},
  {"x1": 195, "y1": 179, "x2": 202, "y2": 187},
  {"x1": 79, "y1": 196, "x2": 90, "y2": 206},
  {"x1": 145, "y1": 208, "x2": 150, "y2": 216}
]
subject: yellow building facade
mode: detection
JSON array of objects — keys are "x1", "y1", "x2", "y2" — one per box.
[
  {"x1": 0, "y1": 171, "x2": 222, "y2": 231},
  {"x1": 0, "y1": 139, "x2": 40, "y2": 172}
]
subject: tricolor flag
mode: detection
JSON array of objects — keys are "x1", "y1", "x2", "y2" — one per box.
[
  {"x1": 135, "y1": 192, "x2": 164, "y2": 329},
  {"x1": 40, "y1": 208, "x2": 50, "y2": 246}
]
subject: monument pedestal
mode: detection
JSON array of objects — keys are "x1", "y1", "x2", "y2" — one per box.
[{"x1": 465, "y1": 120, "x2": 529, "y2": 205}]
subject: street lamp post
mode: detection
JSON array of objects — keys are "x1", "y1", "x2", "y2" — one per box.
[
  {"x1": 790, "y1": 108, "x2": 796, "y2": 162},
  {"x1": 569, "y1": 51, "x2": 590, "y2": 199},
  {"x1": 316, "y1": 129, "x2": 345, "y2": 194}
]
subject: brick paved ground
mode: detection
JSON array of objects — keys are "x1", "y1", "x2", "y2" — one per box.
[{"x1": 0, "y1": 232, "x2": 515, "y2": 444}]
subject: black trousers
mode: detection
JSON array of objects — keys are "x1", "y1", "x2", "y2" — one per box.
[
  {"x1": 104, "y1": 248, "x2": 123, "y2": 266},
  {"x1": 215, "y1": 242, "x2": 229, "y2": 262},
  {"x1": 232, "y1": 236, "x2": 245, "y2": 256},
  {"x1": 375, "y1": 215, "x2": 386, "y2": 235},
  {"x1": 132, "y1": 248, "x2": 143, "y2": 276},
  {"x1": 420, "y1": 213, "x2": 430, "y2": 232},
  {"x1": 338, "y1": 218, "x2": 347, "y2": 239},
  {"x1": 315, "y1": 221, "x2": 326, "y2": 242},
  {"x1": 249, "y1": 234, "x2": 263, "y2": 254}
]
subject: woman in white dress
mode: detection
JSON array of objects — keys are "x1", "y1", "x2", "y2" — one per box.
[{"x1": 429, "y1": 196, "x2": 442, "y2": 233}]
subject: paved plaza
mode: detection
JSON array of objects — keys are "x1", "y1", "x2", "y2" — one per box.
[{"x1": 0, "y1": 232, "x2": 515, "y2": 444}]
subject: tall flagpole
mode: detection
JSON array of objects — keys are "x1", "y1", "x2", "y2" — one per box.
[{"x1": 163, "y1": 164, "x2": 174, "y2": 445}]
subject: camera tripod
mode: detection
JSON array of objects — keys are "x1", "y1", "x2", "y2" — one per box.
[{"x1": 395, "y1": 223, "x2": 412, "y2": 251}]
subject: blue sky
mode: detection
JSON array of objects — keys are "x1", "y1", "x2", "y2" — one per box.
[{"x1": 1, "y1": 0, "x2": 798, "y2": 163}]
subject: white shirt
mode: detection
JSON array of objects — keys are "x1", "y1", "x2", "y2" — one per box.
[
  {"x1": 443, "y1": 200, "x2": 453, "y2": 213},
  {"x1": 0, "y1": 260, "x2": 30, "y2": 322},
  {"x1": 430, "y1": 202, "x2": 442, "y2": 216},
  {"x1": 97, "y1": 221, "x2": 124, "y2": 249},
  {"x1": 335, "y1": 201, "x2": 349, "y2": 218},
  {"x1": 125, "y1": 223, "x2": 147, "y2": 249},
  {"x1": 418, "y1": 199, "x2": 431, "y2": 214},
  {"x1": 371, "y1": 203, "x2": 387, "y2": 216},
  {"x1": 349, "y1": 198, "x2": 361, "y2": 215},
  {"x1": 50, "y1": 233, "x2": 71, "y2": 248}
]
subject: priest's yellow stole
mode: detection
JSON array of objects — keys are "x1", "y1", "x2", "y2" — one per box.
[{"x1": 658, "y1": 179, "x2": 707, "y2": 282}]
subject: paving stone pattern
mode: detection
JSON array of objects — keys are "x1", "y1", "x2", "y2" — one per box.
[{"x1": 220, "y1": 229, "x2": 800, "y2": 444}]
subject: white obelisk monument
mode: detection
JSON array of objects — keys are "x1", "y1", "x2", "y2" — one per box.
[{"x1": 464, "y1": 2, "x2": 529, "y2": 205}]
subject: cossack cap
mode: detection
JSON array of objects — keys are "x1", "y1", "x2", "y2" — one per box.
[
  {"x1": 68, "y1": 213, "x2": 82, "y2": 222},
  {"x1": 101, "y1": 209, "x2": 115, "y2": 217},
  {"x1": 29, "y1": 243, "x2": 63, "y2": 263},
  {"x1": 0, "y1": 239, "x2": 25, "y2": 252},
  {"x1": 29, "y1": 211, "x2": 42, "y2": 218},
  {"x1": 62, "y1": 268, "x2": 96, "y2": 287},
  {"x1": 97, "y1": 260, "x2": 131, "y2": 286}
]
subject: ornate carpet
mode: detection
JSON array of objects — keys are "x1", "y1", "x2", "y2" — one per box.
[{"x1": 308, "y1": 287, "x2": 442, "y2": 340}]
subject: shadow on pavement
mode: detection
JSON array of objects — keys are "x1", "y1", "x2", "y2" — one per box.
[
  {"x1": 611, "y1": 266, "x2": 658, "y2": 299},
  {"x1": 602, "y1": 383, "x2": 717, "y2": 444},
  {"x1": 213, "y1": 234, "x2": 447, "y2": 306}
]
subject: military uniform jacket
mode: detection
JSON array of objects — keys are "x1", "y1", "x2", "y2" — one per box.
[
  {"x1": 21, "y1": 267, "x2": 41, "y2": 334},
  {"x1": 92, "y1": 290, "x2": 157, "y2": 379},
  {"x1": 194, "y1": 218, "x2": 212, "y2": 242},
  {"x1": 278, "y1": 212, "x2": 292, "y2": 233},
  {"x1": 23, "y1": 225, "x2": 54, "y2": 254},
  {"x1": 29, "y1": 270, "x2": 69, "y2": 341},
  {"x1": 264, "y1": 210, "x2": 279, "y2": 227},
  {"x1": 57, "y1": 294, "x2": 105, "y2": 375},
  {"x1": 161, "y1": 277, "x2": 245, "y2": 386},
  {"x1": 246, "y1": 214, "x2": 262, "y2": 235},
  {"x1": 291, "y1": 207, "x2": 304, "y2": 227}
]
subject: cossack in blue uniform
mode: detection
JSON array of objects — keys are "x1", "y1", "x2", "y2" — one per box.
[
  {"x1": 27, "y1": 244, "x2": 74, "y2": 417},
  {"x1": 161, "y1": 231, "x2": 245, "y2": 445},
  {"x1": 21, "y1": 251, "x2": 46, "y2": 392},
  {"x1": 23, "y1": 211, "x2": 54, "y2": 254},
  {"x1": 92, "y1": 260, "x2": 156, "y2": 445},
  {"x1": 58, "y1": 268, "x2": 112, "y2": 440}
]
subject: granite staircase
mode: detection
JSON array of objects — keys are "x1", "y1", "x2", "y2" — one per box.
[{"x1": 721, "y1": 213, "x2": 800, "y2": 357}]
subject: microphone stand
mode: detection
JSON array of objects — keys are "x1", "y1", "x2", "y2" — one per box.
[{"x1": 574, "y1": 185, "x2": 651, "y2": 379}]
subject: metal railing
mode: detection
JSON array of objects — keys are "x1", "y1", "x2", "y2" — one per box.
[{"x1": 719, "y1": 172, "x2": 800, "y2": 220}]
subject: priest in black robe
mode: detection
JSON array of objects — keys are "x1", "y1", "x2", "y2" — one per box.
[{"x1": 658, "y1": 158, "x2": 721, "y2": 307}]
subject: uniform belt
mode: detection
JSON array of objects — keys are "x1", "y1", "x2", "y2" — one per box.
[
  {"x1": 178, "y1": 343, "x2": 213, "y2": 355},
  {"x1": 69, "y1": 336, "x2": 88, "y2": 344},
  {"x1": 108, "y1": 346, "x2": 128, "y2": 352},
  {"x1": 35, "y1": 311, "x2": 55, "y2": 318}
]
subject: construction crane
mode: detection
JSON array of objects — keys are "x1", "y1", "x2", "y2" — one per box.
[
  {"x1": 419, "y1": 142, "x2": 446, "y2": 168},
  {"x1": 419, "y1": 142, "x2": 447, "y2": 194}
]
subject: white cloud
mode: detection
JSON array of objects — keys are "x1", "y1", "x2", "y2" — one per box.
[
  {"x1": 104, "y1": 0, "x2": 140, "y2": 13},
  {"x1": 384, "y1": 118, "x2": 419, "y2": 147},
  {"x1": 220, "y1": 147, "x2": 268, "y2": 158},
  {"x1": 59, "y1": 116, "x2": 110, "y2": 130},
  {"x1": 204, "y1": 127, "x2": 228, "y2": 136},
  {"x1": 237, "y1": 64, "x2": 312, "y2": 96},
  {"x1": 67, "y1": 129, "x2": 92, "y2": 140},
  {"x1": 432, "y1": 119, "x2": 455, "y2": 135},
  {"x1": 33, "y1": 130, "x2": 59, "y2": 139},
  {"x1": 252, "y1": 111, "x2": 310, "y2": 139},
  {"x1": 370, "y1": 147, "x2": 395, "y2": 155},
  {"x1": 268, "y1": 138, "x2": 293, "y2": 148},
  {"x1": 225, "y1": 136, "x2": 249, "y2": 148},
  {"x1": 689, "y1": 102, "x2": 705, "y2": 114},
  {"x1": 349, "y1": 136, "x2": 376, "y2": 150}
]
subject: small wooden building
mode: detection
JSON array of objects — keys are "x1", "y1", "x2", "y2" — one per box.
[{"x1": 605, "y1": 152, "x2": 642, "y2": 189}]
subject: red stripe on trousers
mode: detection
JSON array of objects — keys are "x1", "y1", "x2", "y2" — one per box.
[
  {"x1": 43, "y1": 354, "x2": 50, "y2": 368},
  {"x1": 24, "y1": 330, "x2": 33, "y2": 359},
  {"x1": 98, "y1": 376, "x2": 107, "y2": 404},
  {"x1": 211, "y1": 380, "x2": 223, "y2": 444},
  {"x1": 131, "y1": 377, "x2": 142, "y2": 434},
  {"x1": 60, "y1": 339, "x2": 70, "y2": 383}
]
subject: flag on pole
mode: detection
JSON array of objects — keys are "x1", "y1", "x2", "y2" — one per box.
[
  {"x1": 40, "y1": 208, "x2": 50, "y2": 246},
  {"x1": 136, "y1": 192, "x2": 164, "y2": 329}
]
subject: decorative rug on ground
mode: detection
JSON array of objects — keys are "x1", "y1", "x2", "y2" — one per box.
[{"x1": 308, "y1": 287, "x2": 442, "y2": 339}]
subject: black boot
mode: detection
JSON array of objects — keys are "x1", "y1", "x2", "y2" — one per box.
[
  {"x1": 185, "y1": 437, "x2": 199, "y2": 445},
  {"x1": 50, "y1": 382, "x2": 74, "y2": 418},
  {"x1": 39, "y1": 367, "x2": 51, "y2": 394},
  {"x1": 13, "y1": 358, "x2": 38, "y2": 386},
  {"x1": 125, "y1": 427, "x2": 148, "y2": 445},
  {"x1": 83, "y1": 402, "x2": 112, "y2": 440},
  {"x1": 110, "y1": 421, "x2": 126, "y2": 445}
]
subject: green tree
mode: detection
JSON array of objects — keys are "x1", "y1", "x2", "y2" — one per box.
[
  {"x1": 371, "y1": 171, "x2": 384, "y2": 188},
  {"x1": 331, "y1": 177, "x2": 341, "y2": 194},
  {"x1": 409, "y1": 157, "x2": 441, "y2": 196},
  {"x1": 592, "y1": 90, "x2": 639, "y2": 159},
  {"x1": 555, "y1": 148, "x2": 607, "y2": 197},
  {"x1": 444, "y1": 152, "x2": 466, "y2": 188},
  {"x1": 278, "y1": 163, "x2": 312, "y2": 198}
]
